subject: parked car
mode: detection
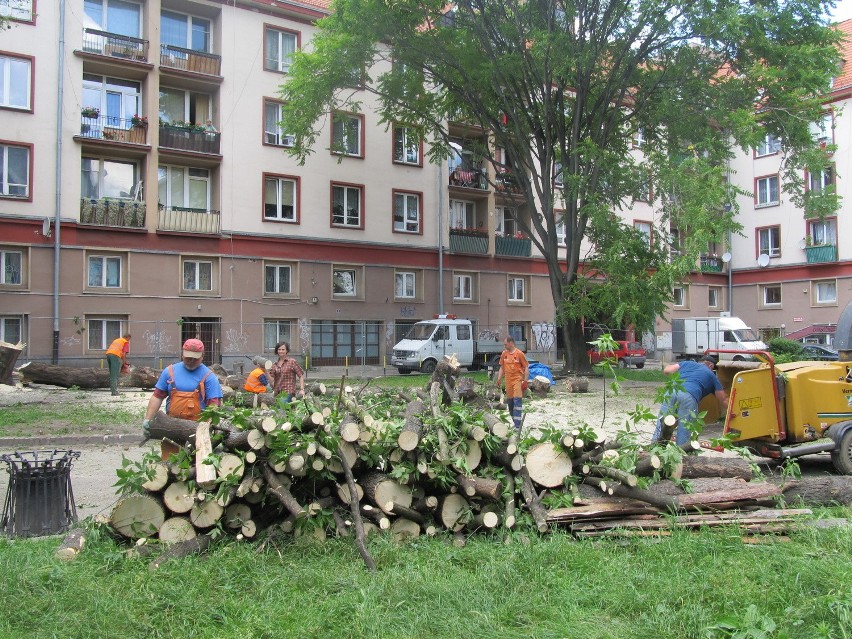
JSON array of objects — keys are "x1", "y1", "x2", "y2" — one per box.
[
  {"x1": 801, "y1": 344, "x2": 839, "y2": 361},
  {"x1": 587, "y1": 340, "x2": 647, "y2": 369}
]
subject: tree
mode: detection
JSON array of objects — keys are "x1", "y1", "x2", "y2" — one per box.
[{"x1": 280, "y1": 0, "x2": 841, "y2": 371}]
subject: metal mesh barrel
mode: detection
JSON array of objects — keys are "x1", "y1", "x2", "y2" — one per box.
[{"x1": 1, "y1": 450, "x2": 80, "y2": 538}]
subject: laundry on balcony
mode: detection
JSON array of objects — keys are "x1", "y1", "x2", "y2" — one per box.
[{"x1": 450, "y1": 169, "x2": 482, "y2": 189}]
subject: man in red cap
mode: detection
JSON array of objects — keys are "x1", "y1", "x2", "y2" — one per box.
[{"x1": 142, "y1": 338, "x2": 223, "y2": 438}]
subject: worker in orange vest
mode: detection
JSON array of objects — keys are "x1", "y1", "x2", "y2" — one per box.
[
  {"x1": 243, "y1": 366, "x2": 270, "y2": 393},
  {"x1": 105, "y1": 333, "x2": 131, "y2": 396}
]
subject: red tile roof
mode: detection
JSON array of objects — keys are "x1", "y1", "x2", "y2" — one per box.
[{"x1": 830, "y1": 19, "x2": 852, "y2": 93}]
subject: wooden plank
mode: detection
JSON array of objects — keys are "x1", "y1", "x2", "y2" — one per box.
[{"x1": 195, "y1": 421, "x2": 217, "y2": 489}]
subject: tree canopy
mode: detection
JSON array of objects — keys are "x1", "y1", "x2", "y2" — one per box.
[{"x1": 280, "y1": 0, "x2": 841, "y2": 370}]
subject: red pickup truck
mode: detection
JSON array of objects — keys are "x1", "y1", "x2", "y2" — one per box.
[{"x1": 587, "y1": 340, "x2": 647, "y2": 369}]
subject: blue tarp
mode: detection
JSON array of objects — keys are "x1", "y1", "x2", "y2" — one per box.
[{"x1": 528, "y1": 361, "x2": 555, "y2": 385}]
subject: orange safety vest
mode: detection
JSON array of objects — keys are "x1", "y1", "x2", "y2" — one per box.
[
  {"x1": 243, "y1": 368, "x2": 268, "y2": 393},
  {"x1": 106, "y1": 337, "x2": 128, "y2": 358}
]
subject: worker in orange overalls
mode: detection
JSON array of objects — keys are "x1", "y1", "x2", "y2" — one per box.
[
  {"x1": 105, "y1": 333, "x2": 131, "y2": 396},
  {"x1": 495, "y1": 335, "x2": 529, "y2": 432},
  {"x1": 243, "y1": 365, "x2": 270, "y2": 393}
]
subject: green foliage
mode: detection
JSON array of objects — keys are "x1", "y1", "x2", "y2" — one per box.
[
  {"x1": 0, "y1": 403, "x2": 138, "y2": 436},
  {"x1": 704, "y1": 604, "x2": 788, "y2": 639},
  {"x1": 112, "y1": 451, "x2": 161, "y2": 495},
  {"x1": 767, "y1": 337, "x2": 805, "y2": 363}
]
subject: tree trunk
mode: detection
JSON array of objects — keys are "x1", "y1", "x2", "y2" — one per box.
[
  {"x1": 148, "y1": 534, "x2": 211, "y2": 571},
  {"x1": 0, "y1": 340, "x2": 24, "y2": 385},
  {"x1": 398, "y1": 399, "x2": 425, "y2": 451},
  {"x1": 55, "y1": 527, "x2": 87, "y2": 561},
  {"x1": 361, "y1": 471, "x2": 413, "y2": 514},
  {"x1": 674, "y1": 456, "x2": 755, "y2": 481},
  {"x1": 455, "y1": 474, "x2": 502, "y2": 500},
  {"x1": 525, "y1": 442, "x2": 573, "y2": 487},
  {"x1": 776, "y1": 476, "x2": 852, "y2": 506},
  {"x1": 17, "y1": 361, "x2": 159, "y2": 389}
]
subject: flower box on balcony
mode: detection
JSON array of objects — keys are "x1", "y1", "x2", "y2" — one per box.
[
  {"x1": 495, "y1": 235, "x2": 532, "y2": 257},
  {"x1": 804, "y1": 244, "x2": 836, "y2": 263},
  {"x1": 699, "y1": 255, "x2": 723, "y2": 272},
  {"x1": 80, "y1": 198, "x2": 146, "y2": 228},
  {"x1": 449, "y1": 228, "x2": 488, "y2": 254}
]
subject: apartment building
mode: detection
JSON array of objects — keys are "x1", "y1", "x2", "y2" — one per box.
[{"x1": 0, "y1": 0, "x2": 556, "y2": 369}]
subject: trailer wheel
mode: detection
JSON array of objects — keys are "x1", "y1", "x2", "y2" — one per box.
[
  {"x1": 421, "y1": 359, "x2": 437, "y2": 374},
  {"x1": 618, "y1": 359, "x2": 628, "y2": 369},
  {"x1": 830, "y1": 429, "x2": 852, "y2": 475},
  {"x1": 733, "y1": 355, "x2": 745, "y2": 362},
  {"x1": 635, "y1": 363, "x2": 645, "y2": 369}
]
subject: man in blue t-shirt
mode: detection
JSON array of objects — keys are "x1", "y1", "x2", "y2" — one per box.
[{"x1": 652, "y1": 355, "x2": 729, "y2": 445}]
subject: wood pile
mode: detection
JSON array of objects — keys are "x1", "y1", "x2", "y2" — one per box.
[{"x1": 17, "y1": 361, "x2": 160, "y2": 389}]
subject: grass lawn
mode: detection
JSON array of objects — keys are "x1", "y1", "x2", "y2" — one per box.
[{"x1": 0, "y1": 402, "x2": 139, "y2": 436}]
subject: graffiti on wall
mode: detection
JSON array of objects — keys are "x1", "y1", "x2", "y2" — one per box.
[
  {"x1": 142, "y1": 329, "x2": 174, "y2": 354},
  {"x1": 223, "y1": 328, "x2": 249, "y2": 354},
  {"x1": 385, "y1": 321, "x2": 396, "y2": 348},
  {"x1": 532, "y1": 322, "x2": 556, "y2": 352},
  {"x1": 298, "y1": 318, "x2": 311, "y2": 353},
  {"x1": 478, "y1": 328, "x2": 501, "y2": 342}
]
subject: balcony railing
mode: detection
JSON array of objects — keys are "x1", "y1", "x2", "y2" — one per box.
[
  {"x1": 495, "y1": 235, "x2": 532, "y2": 257},
  {"x1": 449, "y1": 167, "x2": 487, "y2": 190},
  {"x1": 804, "y1": 244, "x2": 836, "y2": 263},
  {"x1": 158, "y1": 206, "x2": 221, "y2": 234},
  {"x1": 160, "y1": 44, "x2": 222, "y2": 76},
  {"x1": 81, "y1": 28, "x2": 148, "y2": 62},
  {"x1": 2, "y1": 0, "x2": 34, "y2": 21},
  {"x1": 495, "y1": 169, "x2": 522, "y2": 194},
  {"x1": 449, "y1": 228, "x2": 488, "y2": 254},
  {"x1": 699, "y1": 255, "x2": 723, "y2": 272},
  {"x1": 79, "y1": 114, "x2": 148, "y2": 144},
  {"x1": 80, "y1": 198, "x2": 146, "y2": 228},
  {"x1": 159, "y1": 124, "x2": 221, "y2": 155}
]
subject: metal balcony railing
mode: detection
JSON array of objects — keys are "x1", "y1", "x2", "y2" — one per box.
[
  {"x1": 160, "y1": 44, "x2": 221, "y2": 76},
  {"x1": 159, "y1": 124, "x2": 221, "y2": 155},
  {"x1": 495, "y1": 235, "x2": 532, "y2": 257},
  {"x1": 804, "y1": 244, "x2": 836, "y2": 263},
  {"x1": 699, "y1": 255, "x2": 723, "y2": 272},
  {"x1": 79, "y1": 114, "x2": 148, "y2": 144},
  {"x1": 79, "y1": 198, "x2": 146, "y2": 228},
  {"x1": 449, "y1": 166, "x2": 487, "y2": 190},
  {"x1": 81, "y1": 28, "x2": 148, "y2": 62},
  {"x1": 157, "y1": 206, "x2": 221, "y2": 234},
  {"x1": 448, "y1": 228, "x2": 489, "y2": 254}
]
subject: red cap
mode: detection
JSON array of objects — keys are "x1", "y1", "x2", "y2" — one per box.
[{"x1": 182, "y1": 338, "x2": 205, "y2": 359}]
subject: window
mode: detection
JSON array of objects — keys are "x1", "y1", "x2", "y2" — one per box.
[
  {"x1": 453, "y1": 272, "x2": 476, "y2": 302},
  {"x1": 761, "y1": 284, "x2": 782, "y2": 307},
  {"x1": 809, "y1": 218, "x2": 836, "y2": 246},
  {"x1": 0, "y1": 54, "x2": 32, "y2": 110},
  {"x1": 808, "y1": 166, "x2": 834, "y2": 193},
  {"x1": 1, "y1": 0, "x2": 34, "y2": 22},
  {"x1": 332, "y1": 266, "x2": 361, "y2": 298},
  {"x1": 449, "y1": 199, "x2": 476, "y2": 230},
  {"x1": 553, "y1": 162, "x2": 564, "y2": 188},
  {"x1": 813, "y1": 280, "x2": 837, "y2": 305},
  {"x1": 331, "y1": 184, "x2": 363, "y2": 228},
  {"x1": 161, "y1": 10, "x2": 210, "y2": 52},
  {"x1": 264, "y1": 101, "x2": 294, "y2": 147},
  {"x1": 81, "y1": 157, "x2": 137, "y2": 201},
  {"x1": 755, "y1": 175, "x2": 780, "y2": 207},
  {"x1": 755, "y1": 133, "x2": 781, "y2": 157},
  {"x1": 708, "y1": 286, "x2": 721, "y2": 309},
  {"x1": 158, "y1": 165, "x2": 211, "y2": 211},
  {"x1": 331, "y1": 113, "x2": 363, "y2": 157},
  {"x1": 508, "y1": 322, "x2": 526, "y2": 343},
  {"x1": 264, "y1": 175, "x2": 298, "y2": 222},
  {"x1": 0, "y1": 315, "x2": 23, "y2": 344},
  {"x1": 555, "y1": 212, "x2": 566, "y2": 246},
  {"x1": 393, "y1": 125, "x2": 420, "y2": 165},
  {"x1": 182, "y1": 259, "x2": 213, "y2": 292},
  {"x1": 393, "y1": 191, "x2": 421, "y2": 233},
  {"x1": 87, "y1": 317, "x2": 124, "y2": 350},
  {"x1": 757, "y1": 226, "x2": 781, "y2": 258},
  {"x1": 264, "y1": 26, "x2": 298, "y2": 73},
  {"x1": 632, "y1": 128, "x2": 645, "y2": 148},
  {"x1": 1, "y1": 248, "x2": 22, "y2": 285},
  {"x1": 87, "y1": 254, "x2": 122, "y2": 288},
  {"x1": 264, "y1": 263, "x2": 293, "y2": 295},
  {"x1": 634, "y1": 220, "x2": 652, "y2": 248},
  {"x1": 395, "y1": 271, "x2": 416, "y2": 299},
  {"x1": 810, "y1": 111, "x2": 833, "y2": 145},
  {"x1": 263, "y1": 319, "x2": 292, "y2": 351},
  {"x1": 158, "y1": 86, "x2": 211, "y2": 125},
  {"x1": 673, "y1": 285, "x2": 688, "y2": 308},
  {"x1": 83, "y1": 74, "x2": 141, "y2": 128},
  {"x1": 84, "y1": 0, "x2": 141, "y2": 37},
  {"x1": 668, "y1": 227, "x2": 682, "y2": 259},
  {"x1": 0, "y1": 143, "x2": 30, "y2": 198},
  {"x1": 496, "y1": 206, "x2": 519, "y2": 237},
  {"x1": 508, "y1": 276, "x2": 526, "y2": 303}
]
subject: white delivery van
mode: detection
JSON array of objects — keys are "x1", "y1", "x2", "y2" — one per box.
[{"x1": 671, "y1": 316, "x2": 767, "y2": 361}]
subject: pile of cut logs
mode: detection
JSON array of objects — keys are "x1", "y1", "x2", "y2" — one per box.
[{"x1": 60, "y1": 356, "x2": 849, "y2": 568}]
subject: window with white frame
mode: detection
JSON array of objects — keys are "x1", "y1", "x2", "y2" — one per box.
[
  {"x1": 673, "y1": 285, "x2": 687, "y2": 308},
  {"x1": 755, "y1": 175, "x2": 779, "y2": 207},
  {"x1": 395, "y1": 271, "x2": 416, "y2": 299},
  {"x1": 182, "y1": 258, "x2": 213, "y2": 292},
  {"x1": 82, "y1": 74, "x2": 141, "y2": 128},
  {"x1": 331, "y1": 184, "x2": 362, "y2": 228},
  {"x1": 453, "y1": 272, "x2": 476, "y2": 302},
  {"x1": 332, "y1": 266, "x2": 361, "y2": 297},
  {"x1": 632, "y1": 128, "x2": 645, "y2": 148},
  {"x1": 555, "y1": 215, "x2": 566, "y2": 246},
  {"x1": 1, "y1": 0, "x2": 34, "y2": 22},
  {"x1": 263, "y1": 319, "x2": 292, "y2": 351},
  {"x1": 1, "y1": 248, "x2": 23, "y2": 285},
  {"x1": 161, "y1": 10, "x2": 210, "y2": 52},
  {"x1": 84, "y1": 0, "x2": 141, "y2": 37},
  {"x1": 756, "y1": 133, "x2": 781, "y2": 157},
  {"x1": 761, "y1": 284, "x2": 782, "y2": 307},
  {"x1": 809, "y1": 218, "x2": 836, "y2": 246},
  {"x1": 331, "y1": 113, "x2": 362, "y2": 157},
  {"x1": 757, "y1": 226, "x2": 781, "y2": 257},
  {"x1": 449, "y1": 199, "x2": 476, "y2": 229},
  {"x1": 264, "y1": 101, "x2": 294, "y2": 147},
  {"x1": 634, "y1": 220, "x2": 652, "y2": 248},
  {"x1": 508, "y1": 276, "x2": 526, "y2": 302},
  {"x1": 87, "y1": 317, "x2": 124, "y2": 350},
  {"x1": 813, "y1": 279, "x2": 837, "y2": 305},
  {"x1": 808, "y1": 166, "x2": 834, "y2": 193},
  {"x1": 0, "y1": 315, "x2": 23, "y2": 344},
  {"x1": 810, "y1": 111, "x2": 833, "y2": 145},
  {"x1": 82, "y1": 158, "x2": 137, "y2": 200},
  {"x1": 264, "y1": 27, "x2": 297, "y2": 73},
  {"x1": 393, "y1": 191, "x2": 420, "y2": 233},
  {"x1": 0, "y1": 143, "x2": 29, "y2": 198},
  {"x1": 0, "y1": 54, "x2": 31, "y2": 109},
  {"x1": 264, "y1": 263, "x2": 293, "y2": 295},
  {"x1": 264, "y1": 175, "x2": 298, "y2": 222},
  {"x1": 496, "y1": 206, "x2": 519, "y2": 237},
  {"x1": 553, "y1": 162, "x2": 564, "y2": 188},
  {"x1": 708, "y1": 286, "x2": 721, "y2": 309},
  {"x1": 158, "y1": 86, "x2": 211, "y2": 125},
  {"x1": 87, "y1": 254, "x2": 122, "y2": 289},
  {"x1": 158, "y1": 165, "x2": 211, "y2": 212},
  {"x1": 669, "y1": 227, "x2": 682, "y2": 259},
  {"x1": 393, "y1": 125, "x2": 420, "y2": 164}
]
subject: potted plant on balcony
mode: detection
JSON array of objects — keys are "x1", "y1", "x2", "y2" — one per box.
[
  {"x1": 131, "y1": 114, "x2": 148, "y2": 128},
  {"x1": 81, "y1": 107, "x2": 100, "y2": 119}
]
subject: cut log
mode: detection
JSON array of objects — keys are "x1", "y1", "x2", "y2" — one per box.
[
  {"x1": 529, "y1": 376, "x2": 551, "y2": 394},
  {"x1": 159, "y1": 517, "x2": 197, "y2": 544},
  {"x1": 386, "y1": 502, "x2": 427, "y2": 524},
  {"x1": 337, "y1": 482, "x2": 364, "y2": 504},
  {"x1": 225, "y1": 503, "x2": 252, "y2": 529},
  {"x1": 397, "y1": 399, "x2": 425, "y2": 451},
  {"x1": 504, "y1": 473, "x2": 516, "y2": 529},
  {"x1": 482, "y1": 412, "x2": 510, "y2": 438},
  {"x1": 308, "y1": 382, "x2": 327, "y2": 395},
  {"x1": 148, "y1": 534, "x2": 211, "y2": 571},
  {"x1": 564, "y1": 376, "x2": 589, "y2": 393},
  {"x1": 517, "y1": 467, "x2": 549, "y2": 532},
  {"x1": 0, "y1": 340, "x2": 24, "y2": 385},
  {"x1": 217, "y1": 453, "x2": 245, "y2": 480},
  {"x1": 775, "y1": 476, "x2": 852, "y2": 506},
  {"x1": 440, "y1": 493, "x2": 470, "y2": 530},
  {"x1": 472, "y1": 509, "x2": 500, "y2": 529},
  {"x1": 635, "y1": 453, "x2": 662, "y2": 477},
  {"x1": 589, "y1": 465, "x2": 638, "y2": 488},
  {"x1": 450, "y1": 440, "x2": 482, "y2": 472},
  {"x1": 246, "y1": 429, "x2": 267, "y2": 451},
  {"x1": 339, "y1": 414, "x2": 362, "y2": 442},
  {"x1": 391, "y1": 517, "x2": 421, "y2": 541},
  {"x1": 162, "y1": 481, "x2": 195, "y2": 514},
  {"x1": 263, "y1": 466, "x2": 306, "y2": 518},
  {"x1": 190, "y1": 499, "x2": 224, "y2": 528},
  {"x1": 455, "y1": 474, "x2": 502, "y2": 500},
  {"x1": 17, "y1": 361, "x2": 160, "y2": 389},
  {"x1": 361, "y1": 471, "x2": 413, "y2": 514},
  {"x1": 110, "y1": 494, "x2": 165, "y2": 539},
  {"x1": 55, "y1": 527, "x2": 86, "y2": 561},
  {"x1": 141, "y1": 462, "x2": 170, "y2": 492},
  {"x1": 195, "y1": 422, "x2": 216, "y2": 489},
  {"x1": 674, "y1": 455, "x2": 755, "y2": 481},
  {"x1": 525, "y1": 442, "x2": 573, "y2": 488}
]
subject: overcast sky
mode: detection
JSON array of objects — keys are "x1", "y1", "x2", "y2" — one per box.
[{"x1": 830, "y1": 0, "x2": 852, "y2": 22}]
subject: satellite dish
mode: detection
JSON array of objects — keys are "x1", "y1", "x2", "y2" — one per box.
[
  {"x1": 799, "y1": 239, "x2": 807, "y2": 250},
  {"x1": 721, "y1": 252, "x2": 732, "y2": 263},
  {"x1": 757, "y1": 253, "x2": 770, "y2": 268},
  {"x1": 41, "y1": 218, "x2": 52, "y2": 237}
]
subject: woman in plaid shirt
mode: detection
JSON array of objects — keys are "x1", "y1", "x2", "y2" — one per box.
[{"x1": 269, "y1": 341, "x2": 305, "y2": 402}]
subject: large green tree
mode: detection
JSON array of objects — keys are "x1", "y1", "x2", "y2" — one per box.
[{"x1": 280, "y1": 0, "x2": 841, "y2": 371}]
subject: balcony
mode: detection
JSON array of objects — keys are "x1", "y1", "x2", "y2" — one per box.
[
  {"x1": 81, "y1": 28, "x2": 149, "y2": 62},
  {"x1": 79, "y1": 113, "x2": 148, "y2": 145},
  {"x1": 160, "y1": 44, "x2": 222, "y2": 76},
  {"x1": 804, "y1": 244, "x2": 836, "y2": 263},
  {"x1": 449, "y1": 228, "x2": 488, "y2": 254},
  {"x1": 449, "y1": 167, "x2": 487, "y2": 190},
  {"x1": 157, "y1": 206, "x2": 221, "y2": 234},
  {"x1": 159, "y1": 124, "x2": 221, "y2": 155},
  {"x1": 495, "y1": 235, "x2": 532, "y2": 257},
  {"x1": 79, "y1": 198, "x2": 146, "y2": 229},
  {"x1": 699, "y1": 255, "x2": 723, "y2": 272},
  {"x1": 495, "y1": 169, "x2": 522, "y2": 195}
]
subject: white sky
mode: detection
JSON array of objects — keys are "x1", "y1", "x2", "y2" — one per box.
[{"x1": 830, "y1": 0, "x2": 852, "y2": 22}]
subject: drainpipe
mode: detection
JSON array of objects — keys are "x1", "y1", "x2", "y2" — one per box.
[
  {"x1": 437, "y1": 153, "x2": 445, "y2": 314},
  {"x1": 52, "y1": 0, "x2": 67, "y2": 364}
]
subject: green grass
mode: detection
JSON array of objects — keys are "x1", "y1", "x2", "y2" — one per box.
[
  {"x1": 1, "y1": 517, "x2": 850, "y2": 639},
  {"x1": 0, "y1": 402, "x2": 138, "y2": 436},
  {"x1": 314, "y1": 370, "x2": 493, "y2": 390},
  {"x1": 593, "y1": 365, "x2": 668, "y2": 383}
]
